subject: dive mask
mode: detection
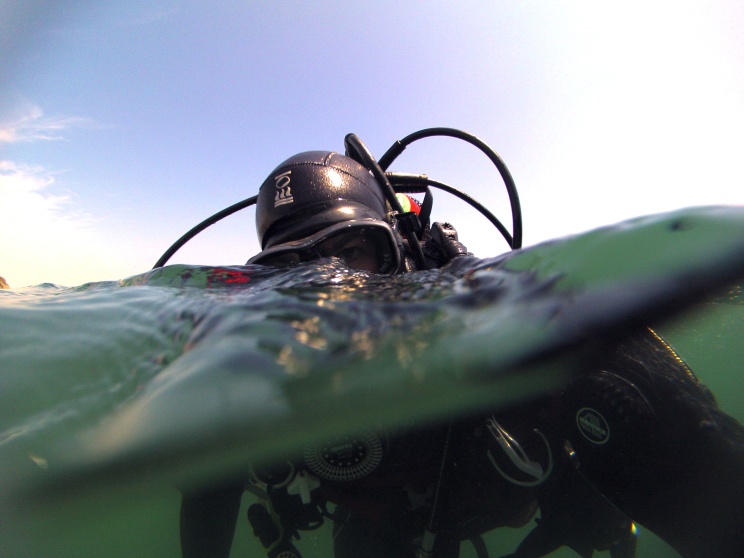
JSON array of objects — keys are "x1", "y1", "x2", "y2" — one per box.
[{"x1": 247, "y1": 219, "x2": 401, "y2": 274}]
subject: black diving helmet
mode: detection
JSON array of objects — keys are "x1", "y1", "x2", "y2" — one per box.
[{"x1": 248, "y1": 151, "x2": 403, "y2": 273}]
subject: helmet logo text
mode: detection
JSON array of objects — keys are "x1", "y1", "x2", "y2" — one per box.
[{"x1": 274, "y1": 170, "x2": 294, "y2": 207}]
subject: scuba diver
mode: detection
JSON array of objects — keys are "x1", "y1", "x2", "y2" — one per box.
[
  {"x1": 173, "y1": 130, "x2": 744, "y2": 558},
  {"x1": 244, "y1": 149, "x2": 460, "y2": 274}
]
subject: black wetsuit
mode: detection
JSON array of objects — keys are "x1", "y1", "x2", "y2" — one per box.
[{"x1": 181, "y1": 328, "x2": 744, "y2": 558}]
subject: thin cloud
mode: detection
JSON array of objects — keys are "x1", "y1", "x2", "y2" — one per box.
[
  {"x1": 0, "y1": 157, "x2": 147, "y2": 288},
  {"x1": 0, "y1": 100, "x2": 100, "y2": 287},
  {"x1": 0, "y1": 160, "x2": 91, "y2": 228},
  {"x1": 0, "y1": 99, "x2": 92, "y2": 227},
  {"x1": 0, "y1": 160, "x2": 99, "y2": 288},
  {"x1": 0, "y1": 160, "x2": 55, "y2": 193},
  {"x1": 0, "y1": 101, "x2": 94, "y2": 144}
]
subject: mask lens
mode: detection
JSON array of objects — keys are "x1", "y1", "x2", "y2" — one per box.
[
  {"x1": 251, "y1": 251, "x2": 302, "y2": 268},
  {"x1": 248, "y1": 223, "x2": 397, "y2": 273},
  {"x1": 318, "y1": 228, "x2": 389, "y2": 273}
]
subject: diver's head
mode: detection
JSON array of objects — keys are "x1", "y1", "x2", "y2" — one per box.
[{"x1": 249, "y1": 151, "x2": 403, "y2": 273}]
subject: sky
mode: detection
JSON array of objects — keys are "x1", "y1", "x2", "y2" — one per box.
[{"x1": 1, "y1": 1, "x2": 743, "y2": 288}]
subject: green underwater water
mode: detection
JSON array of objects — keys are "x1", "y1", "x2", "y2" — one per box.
[{"x1": 1, "y1": 207, "x2": 744, "y2": 558}]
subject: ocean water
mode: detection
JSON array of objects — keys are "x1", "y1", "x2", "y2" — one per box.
[{"x1": 1, "y1": 207, "x2": 743, "y2": 558}]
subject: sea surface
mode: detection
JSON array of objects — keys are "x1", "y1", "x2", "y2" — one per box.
[{"x1": 1, "y1": 208, "x2": 743, "y2": 558}]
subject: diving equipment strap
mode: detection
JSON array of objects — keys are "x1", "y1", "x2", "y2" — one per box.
[{"x1": 486, "y1": 417, "x2": 553, "y2": 487}]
